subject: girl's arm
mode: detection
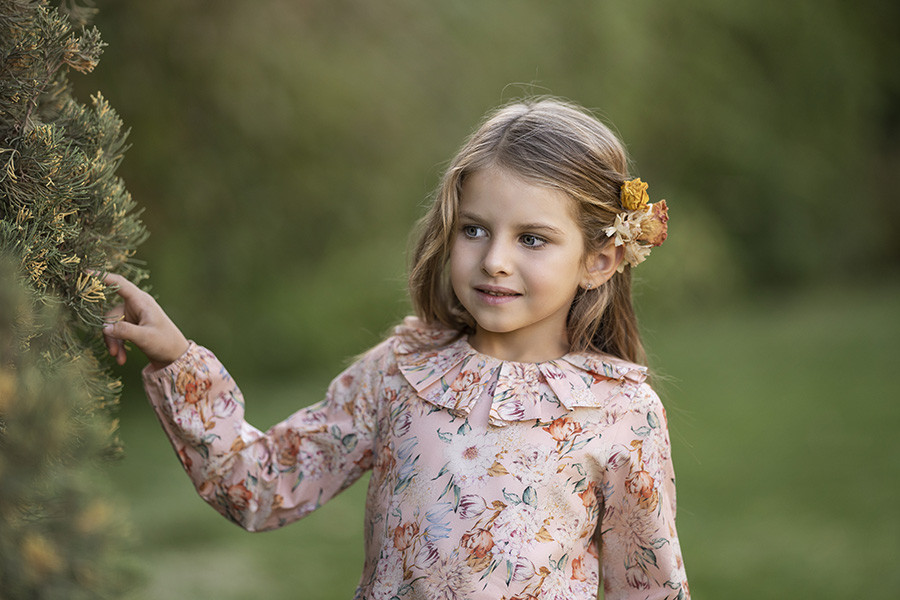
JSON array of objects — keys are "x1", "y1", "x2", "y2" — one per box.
[
  {"x1": 600, "y1": 385, "x2": 689, "y2": 600},
  {"x1": 142, "y1": 343, "x2": 377, "y2": 531},
  {"x1": 101, "y1": 273, "x2": 377, "y2": 531}
]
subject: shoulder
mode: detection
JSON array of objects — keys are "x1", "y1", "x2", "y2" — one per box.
[
  {"x1": 564, "y1": 351, "x2": 673, "y2": 434},
  {"x1": 632, "y1": 380, "x2": 664, "y2": 412},
  {"x1": 630, "y1": 381, "x2": 669, "y2": 430},
  {"x1": 610, "y1": 380, "x2": 673, "y2": 455},
  {"x1": 388, "y1": 315, "x2": 464, "y2": 355}
]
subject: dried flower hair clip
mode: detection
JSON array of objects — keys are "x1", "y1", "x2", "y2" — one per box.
[{"x1": 603, "y1": 178, "x2": 669, "y2": 272}]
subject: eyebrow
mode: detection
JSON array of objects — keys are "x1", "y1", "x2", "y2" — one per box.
[{"x1": 458, "y1": 211, "x2": 566, "y2": 236}]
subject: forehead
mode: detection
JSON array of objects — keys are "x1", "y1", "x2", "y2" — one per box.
[{"x1": 458, "y1": 167, "x2": 580, "y2": 228}]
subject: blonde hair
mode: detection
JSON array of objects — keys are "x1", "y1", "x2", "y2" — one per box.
[{"x1": 409, "y1": 97, "x2": 647, "y2": 365}]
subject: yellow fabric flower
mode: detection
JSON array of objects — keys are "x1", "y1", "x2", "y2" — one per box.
[{"x1": 620, "y1": 178, "x2": 649, "y2": 211}]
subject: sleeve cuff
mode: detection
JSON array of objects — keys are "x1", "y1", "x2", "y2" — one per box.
[{"x1": 141, "y1": 340, "x2": 198, "y2": 384}]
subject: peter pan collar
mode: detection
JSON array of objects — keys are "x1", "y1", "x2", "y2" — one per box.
[{"x1": 392, "y1": 318, "x2": 648, "y2": 427}]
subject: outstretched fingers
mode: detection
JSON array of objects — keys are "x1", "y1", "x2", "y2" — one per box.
[
  {"x1": 97, "y1": 271, "x2": 190, "y2": 369},
  {"x1": 100, "y1": 273, "x2": 146, "y2": 344},
  {"x1": 103, "y1": 313, "x2": 149, "y2": 345},
  {"x1": 101, "y1": 271, "x2": 143, "y2": 302},
  {"x1": 102, "y1": 303, "x2": 128, "y2": 364},
  {"x1": 102, "y1": 300, "x2": 146, "y2": 367}
]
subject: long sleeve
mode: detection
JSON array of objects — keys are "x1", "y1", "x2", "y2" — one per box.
[
  {"x1": 142, "y1": 342, "x2": 379, "y2": 532},
  {"x1": 599, "y1": 384, "x2": 689, "y2": 600}
]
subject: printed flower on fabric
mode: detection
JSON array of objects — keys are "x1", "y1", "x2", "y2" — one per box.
[
  {"x1": 275, "y1": 428, "x2": 304, "y2": 468},
  {"x1": 591, "y1": 404, "x2": 627, "y2": 427},
  {"x1": 392, "y1": 521, "x2": 418, "y2": 551},
  {"x1": 172, "y1": 406, "x2": 206, "y2": 441},
  {"x1": 545, "y1": 509, "x2": 585, "y2": 548},
  {"x1": 297, "y1": 434, "x2": 346, "y2": 480},
  {"x1": 625, "y1": 466, "x2": 659, "y2": 511},
  {"x1": 507, "y1": 443, "x2": 556, "y2": 488},
  {"x1": 542, "y1": 416, "x2": 582, "y2": 443},
  {"x1": 369, "y1": 546, "x2": 404, "y2": 600},
  {"x1": 542, "y1": 567, "x2": 582, "y2": 600},
  {"x1": 175, "y1": 369, "x2": 212, "y2": 405},
  {"x1": 500, "y1": 364, "x2": 544, "y2": 403},
  {"x1": 421, "y1": 550, "x2": 476, "y2": 600},
  {"x1": 391, "y1": 405, "x2": 414, "y2": 439},
  {"x1": 406, "y1": 347, "x2": 461, "y2": 381},
  {"x1": 415, "y1": 541, "x2": 440, "y2": 570},
  {"x1": 443, "y1": 429, "x2": 495, "y2": 487},
  {"x1": 226, "y1": 481, "x2": 253, "y2": 512},
  {"x1": 211, "y1": 392, "x2": 240, "y2": 419},
  {"x1": 494, "y1": 363, "x2": 545, "y2": 421},
  {"x1": 393, "y1": 436, "x2": 421, "y2": 494},
  {"x1": 571, "y1": 555, "x2": 599, "y2": 590},
  {"x1": 490, "y1": 502, "x2": 541, "y2": 565},
  {"x1": 602, "y1": 496, "x2": 659, "y2": 590},
  {"x1": 458, "y1": 493, "x2": 488, "y2": 519},
  {"x1": 460, "y1": 527, "x2": 494, "y2": 570},
  {"x1": 509, "y1": 555, "x2": 537, "y2": 583},
  {"x1": 449, "y1": 365, "x2": 494, "y2": 411}
]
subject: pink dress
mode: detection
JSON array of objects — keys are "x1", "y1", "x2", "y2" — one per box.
[{"x1": 143, "y1": 317, "x2": 689, "y2": 600}]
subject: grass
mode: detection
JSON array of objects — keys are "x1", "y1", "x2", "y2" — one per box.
[
  {"x1": 108, "y1": 282, "x2": 900, "y2": 599},
  {"x1": 643, "y1": 282, "x2": 900, "y2": 598}
]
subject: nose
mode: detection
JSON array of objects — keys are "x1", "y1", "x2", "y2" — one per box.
[{"x1": 481, "y1": 240, "x2": 512, "y2": 277}]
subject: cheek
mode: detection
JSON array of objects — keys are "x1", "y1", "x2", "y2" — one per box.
[
  {"x1": 529, "y1": 251, "x2": 584, "y2": 286},
  {"x1": 448, "y1": 244, "x2": 467, "y2": 288}
]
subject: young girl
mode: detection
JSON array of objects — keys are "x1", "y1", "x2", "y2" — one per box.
[{"x1": 102, "y1": 98, "x2": 688, "y2": 600}]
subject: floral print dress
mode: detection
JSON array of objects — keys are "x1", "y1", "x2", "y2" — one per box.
[{"x1": 143, "y1": 317, "x2": 689, "y2": 600}]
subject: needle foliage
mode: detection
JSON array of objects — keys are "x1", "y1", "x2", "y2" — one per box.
[{"x1": 1, "y1": 1, "x2": 145, "y2": 596}]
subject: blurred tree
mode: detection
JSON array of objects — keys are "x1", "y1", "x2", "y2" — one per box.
[
  {"x1": 0, "y1": 257, "x2": 130, "y2": 599},
  {"x1": 0, "y1": 0, "x2": 144, "y2": 596}
]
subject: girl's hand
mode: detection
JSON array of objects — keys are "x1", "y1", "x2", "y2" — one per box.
[{"x1": 101, "y1": 272, "x2": 190, "y2": 369}]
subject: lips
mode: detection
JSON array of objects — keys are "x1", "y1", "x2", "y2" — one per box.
[{"x1": 474, "y1": 285, "x2": 521, "y2": 305}]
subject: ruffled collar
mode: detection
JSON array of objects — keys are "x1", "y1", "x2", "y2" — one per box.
[{"x1": 392, "y1": 318, "x2": 647, "y2": 427}]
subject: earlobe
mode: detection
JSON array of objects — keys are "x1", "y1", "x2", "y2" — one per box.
[{"x1": 582, "y1": 244, "x2": 624, "y2": 289}]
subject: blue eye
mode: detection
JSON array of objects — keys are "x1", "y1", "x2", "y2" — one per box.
[
  {"x1": 521, "y1": 234, "x2": 546, "y2": 248},
  {"x1": 462, "y1": 225, "x2": 485, "y2": 238}
]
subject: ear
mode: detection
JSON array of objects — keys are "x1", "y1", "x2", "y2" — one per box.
[{"x1": 581, "y1": 242, "x2": 623, "y2": 290}]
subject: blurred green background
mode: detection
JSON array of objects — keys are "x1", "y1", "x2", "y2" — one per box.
[{"x1": 75, "y1": 0, "x2": 899, "y2": 597}]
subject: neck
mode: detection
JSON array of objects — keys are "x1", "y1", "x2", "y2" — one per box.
[{"x1": 469, "y1": 327, "x2": 570, "y2": 363}]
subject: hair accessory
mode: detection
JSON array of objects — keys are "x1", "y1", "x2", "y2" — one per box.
[{"x1": 604, "y1": 178, "x2": 669, "y2": 272}]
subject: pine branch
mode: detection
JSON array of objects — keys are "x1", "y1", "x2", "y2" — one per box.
[{"x1": 1, "y1": 2, "x2": 142, "y2": 595}]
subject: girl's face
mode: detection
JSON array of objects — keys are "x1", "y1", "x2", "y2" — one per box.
[{"x1": 450, "y1": 166, "x2": 595, "y2": 362}]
